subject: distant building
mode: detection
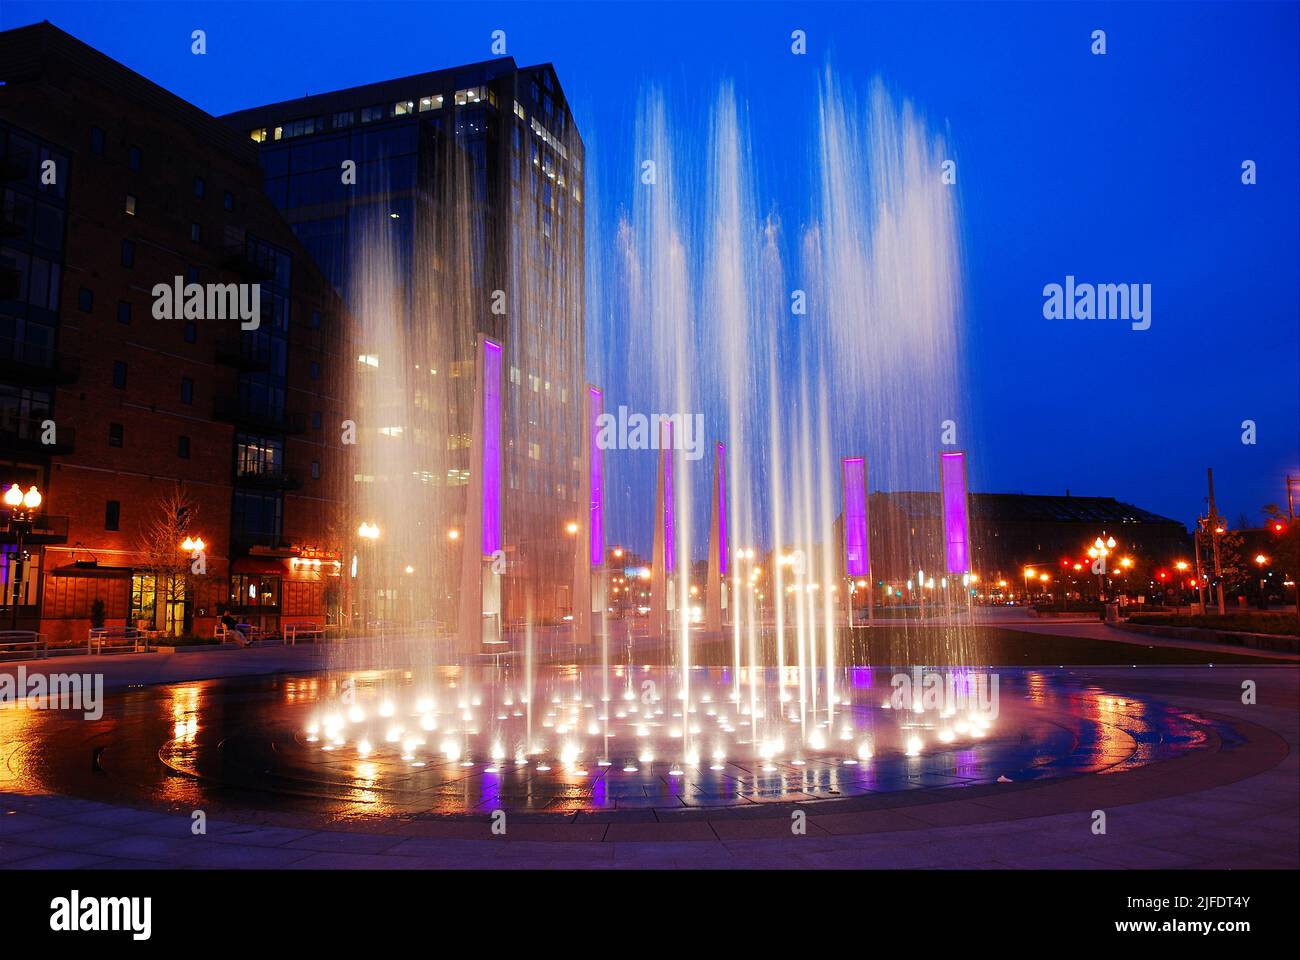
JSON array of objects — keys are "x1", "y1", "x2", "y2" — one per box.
[
  {"x1": 835, "y1": 491, "x2": 1190, "y2": 597},
  {"x1": 0, "y1": 23, "x2": 350, "y2": 643}
]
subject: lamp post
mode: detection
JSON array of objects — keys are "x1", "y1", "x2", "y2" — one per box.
[
  {"x1": 1255, "y1": 553, "x2": 1269, "y2": 610},
  {"x1": 179, "y1": 535, "x2": 205, "y2": 635},
  {"x1": 1087, "y1": 535, "x2": 1116, "y2": 602},
  {"x1": 356, "y1": 522, "x2": 380, "y2": 630},
  {"x1": 3, "y1": 483, "x2": 42, "y2": 630}
]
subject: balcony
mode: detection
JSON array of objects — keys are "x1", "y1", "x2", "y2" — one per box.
[
  {"x1": 214, "y1": 334, "x2": 271, "y2": 372},
  {"x1": 235, "y1": 464, "x2": 303, "y2": 490},
  {"x1": 214, "y1": 395, "x2": 306, "y2": 435},
  {"x1": 0, "y1": 514, "x2": 69, "y2": 545},
  {"x1": 0, "y1": 337, "x2": 80, "y2": 386},
  {"x1": 0, "y1": 416, "x2": 75, "y2": 456},
  {"x1": 221, "y1": 245, "x2": 275, "y2": 282}
]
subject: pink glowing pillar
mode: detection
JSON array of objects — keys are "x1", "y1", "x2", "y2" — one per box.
[
  {"x1": 940, "y1": 451, "x2": 971, "y2": 574},
  {"x1": 842, "y1": 457, "x2": 869, "y2": 578},
  {"x1": 715, "y1": 442, "x2": 727, "y2": 578},
  {"x1": 588, "y1": 387, "x2": 603, "y2": 567},
  {"x1": 662, "y1": 421, "x2": 675, "y2": 574},
  {"x1": 480, "y1": 339, "x2": 502, "y2": 556}
]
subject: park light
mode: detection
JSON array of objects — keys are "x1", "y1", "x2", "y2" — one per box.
[
  {"x1": 181, "y1": 536, "x2": 205, "y2": 553},
  {"x1": 3, "y1": 484, "x2": 22, "y2": 508},
  {"x1": 613, "y1": 547, "x2": 624, "y2": 558},
  {"x1": 1023, "y1": 567, "x2": 1035, "y2": 578},
  {"x1": 1175, "y1": 560, "x2": 1189, "y2": 572},
  {"x1": 447, "y1": 528, "x2": 460, "y2": 541},
  {"x1": 565, "y1": 521, "x2": 579, "y2": 535},
  {"x1": 1255, "y1": 554, "x2": 1268, "y2": 566},
  {"x1": 358, "y1": 522, "x2": 381, "y2": 540},
  {"x1": 1119, "y1": 556, "x2": 1134, "y2": 569},
  {"x1": 404, "y1": 564, "x2": 415, "y2": 574},
  {"x1": 1039, "y1": 573, "x2": 1050, "y2": 583}
]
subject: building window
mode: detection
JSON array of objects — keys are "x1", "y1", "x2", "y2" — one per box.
[
  {"x1": 117, "y1": 301, "x2": 131, "y2": 325},
  {"x1": 108, "y1": 422, "x2": 124, "y2": 448},
  {"x1": 193, "y1": 176, "x2": 205, "y2": 199},
  {"x1": 223, "y1": 190, "x2": 234, "y2": 211},
  {"x1": 120, "y1": 240, "x2": 134, "y2": 267},
  {"x1": 112, "y1": 361, "x2": 127, "y2": 389},
  {"x1": 332, "y1": 111, "x2": 354, "y2": 129},
  {"x1": 311, "y1": 461, "x2": 320, "y2": 480},
  {"x1": 183, "y1": 321, "x2": 197, "y2": 343},
  {"x1": 105, "y1": 500, "x2": 121, "y2": 531},
  {"x1": 419, "y1": 95, "x2": 444, "y2": 112},
  {"x1": 124, "y1": 194, "x2": 136, "y2": 216},
  {"x1": 250, "y1": 128, "x2": 267, "y2": 143},
  {"x1": 190, "y1": 222, "x2": 202, "y2": 242},
  {"x1": 178, "y1": 435, "x2": 191, "y2": 459},
  {"x1": 393, "y1": 100, "x2": 415, "y2": 116},
  {"x1": 180, "y1": 377, "x2": 193, "y2": 405},
  {"x1": 128, "y1": 146, "x2": 141, "y2": 170},
  {"x1": 361, "y1": 105, "x2": 384, "y2": 123},
  {"x1": 78, "y1": 288, "x2": 93, "y2": 312},
  {"x1": 91, "y1": 127, "x2": 105, "y2": 156}
]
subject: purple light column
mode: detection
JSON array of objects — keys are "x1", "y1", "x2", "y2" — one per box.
[
  {"x1": 662, "y1": 421, "x2": 675, "y2": 574},
  {"x1": 716, "y1": 442, "x2": 727, "y2": 577},
  {"x1": 481, "y1": 339, "x2": 502, "y2": 556},
  {"x1": 588, "y1": 387, "x2": 603, "y2": 567},
  {"x1": 842, "y1": 457, "x2": 869, "y2": 577},
  {"x1": 941, "y1": 451, "x2": 970, "y2": 574}
]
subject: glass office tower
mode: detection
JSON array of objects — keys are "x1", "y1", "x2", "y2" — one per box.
[{"x1": 224, "y1": 59, "x2": 586, "y2": 625}]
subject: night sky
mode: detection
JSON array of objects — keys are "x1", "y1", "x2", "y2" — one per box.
[{"x1": 6, "y1": 0, "x2": 1297, "y2": 536}]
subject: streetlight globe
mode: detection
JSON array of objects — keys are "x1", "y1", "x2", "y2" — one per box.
[
  {"x1": 3, "y1": 483, "x2": 23, "y2": 508},
  {"x1": 1106, "y1": 537, "x2": 1116, "y2": 549},
  {"x1": 182, "y1": 537, "x2": 195, "y2": 552},
  {"x1": 21, "y1": 486, "x2": 41, "y2": 510}
]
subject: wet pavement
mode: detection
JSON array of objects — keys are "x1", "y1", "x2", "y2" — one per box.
[{"x1": 0, "y1": 656, "x2": 1295, "y2": 869}]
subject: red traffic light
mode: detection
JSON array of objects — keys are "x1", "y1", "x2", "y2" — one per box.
[
  {"x1": 1273, "y1": 522, "x2": 1286, "y2": 533},
  {"x1": 1157, "y1": 570, "x2": 1168, "y2": 581}
]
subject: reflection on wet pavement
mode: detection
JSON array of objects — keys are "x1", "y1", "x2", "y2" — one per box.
[{"x1": 0, "y1": 665, "x2": 1235, "y2": 822}]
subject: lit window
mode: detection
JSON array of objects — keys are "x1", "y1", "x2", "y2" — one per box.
[
  {"x1": 454, "y1": 87, "x2": 485, "y2": 106},
  {"x1": 393, "y1": 100, "x2": 415, "y2": 116},
  {"x1": 419, "y1": 95, "x2": 444, "y2": 112},
  {"x1": 124, "y1": 194, "x2": 136, "y2": 216},
  {"x1": 514, "y1": 101, "x2": 526, "y2": 120},
  {"x1": 250, "y1": 128, "x2": 267, "y2": 143},
  {"x1": 357, "y1": 354, "x2": 379, "y2": 367}
]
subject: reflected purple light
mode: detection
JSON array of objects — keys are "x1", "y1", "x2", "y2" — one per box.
[
  {"x1": 941, "y1": 451, "x2": 970, "y2": 574},
  {"x1": 588, "y1": 387, "x2": 603, "y2": 567},
  {"x1": 481, "y1": 339, "x2": 502, "y2": 555},
  {"x1": 842, "y1": 457, "x2": 869, "y2": 577}
]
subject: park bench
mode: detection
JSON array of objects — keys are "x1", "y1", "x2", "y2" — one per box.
[
  {"x1": 214, "y1": 622, "x2": 265, "y2": 644},
  {"x1": 0, "y1": 630, "x2": 48, "y2": 660},
  {"x1": 87, "y1": 626, "x2": 144, "y2": 654},
  {"x1": 283, "y1": 622, "x2": 325, "y2": 645}
]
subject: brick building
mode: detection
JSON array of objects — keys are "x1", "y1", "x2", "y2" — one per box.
[{"x1": 0, "y1": 23, "x2": 351, "y2": 644}]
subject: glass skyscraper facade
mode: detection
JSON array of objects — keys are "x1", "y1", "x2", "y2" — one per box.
[{"x1": 224, "y1": 57, "x2": 586, "y2": 623}]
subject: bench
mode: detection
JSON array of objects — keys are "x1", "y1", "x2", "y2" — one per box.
[
  {"x1": 215, "y1": 622, "x2": 265, "y2": 644},
  {"x1": 283, "y1": 622, "x2": 325, "y2": 645},
  {"x1": 0, "y1": 630, "x2": 48, "y2": 660},
  {"x1": 88, "y1": 626, "x2": 144, "y2": 654}
]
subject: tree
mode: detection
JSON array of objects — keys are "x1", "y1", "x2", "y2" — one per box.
[{"x1": 137, "y1": 483, "x2": 198, "y2": 635}]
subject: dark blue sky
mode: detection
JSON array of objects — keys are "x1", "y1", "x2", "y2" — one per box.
[{"x1": 6, "y1": 1, "x2": 1297, "y2": 534}]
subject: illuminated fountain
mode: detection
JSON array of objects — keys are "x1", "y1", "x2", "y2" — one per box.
[{"x1": 322, "y1": 66, "x2": 977, "y2": 807}]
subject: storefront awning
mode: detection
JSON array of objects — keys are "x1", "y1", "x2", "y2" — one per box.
[
  {"x1": 50, "y1": 562, "x2": 133, "y2": 579},
  {"x1": 231, "y1": 556, "x2": 288, "y2": 576}
]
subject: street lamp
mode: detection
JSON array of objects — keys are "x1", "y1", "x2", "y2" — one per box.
[
  {"x1": 3, "y1": 483, "x2": 43, "y2": 630},
  {"x1": 1087, "y1": 535, "x2": 1115, "y2": 601}
]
